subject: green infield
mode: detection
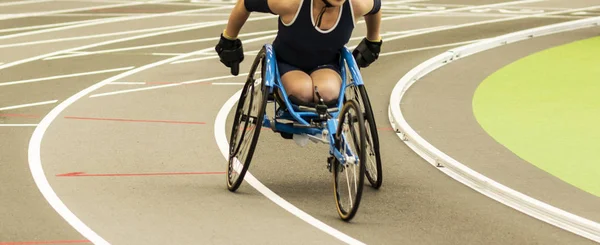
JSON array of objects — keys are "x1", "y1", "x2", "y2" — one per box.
[{"x1": 473, "y1": 36, "x2": 600, "y2": 197}]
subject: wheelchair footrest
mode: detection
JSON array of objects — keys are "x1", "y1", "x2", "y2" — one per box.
[
  {"x1": 296, "y1": 105, "x2": 339, "y2": 113},
  {"x1": 280, "y1": 132, "x2": 293, "y2": 139}
]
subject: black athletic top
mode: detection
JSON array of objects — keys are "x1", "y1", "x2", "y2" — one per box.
[{"x1": 272, "y1": 0, "x2": 355, "y2": 70}]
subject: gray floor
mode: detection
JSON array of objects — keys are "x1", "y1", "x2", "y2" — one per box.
[{"x1": 1, "y1": 0, "x2": 599, "y2": 244}]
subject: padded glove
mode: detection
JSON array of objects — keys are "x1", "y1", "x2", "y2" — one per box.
[
  {"x1": 215, "y1": 33, "x2": 244, "y2": 76},
  {"x1": 352, "y1": 37, "x2": 382, "y2": 68}
]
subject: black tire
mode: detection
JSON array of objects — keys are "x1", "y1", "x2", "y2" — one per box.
[
  {"x1": 347, "y1": 85, "x2": 383, "y2": 189},
  {"x1": 332, "y1": 100, "x2": 366, "y2": 221},
  {"x1": 226, "y1": 48, "x2": 268, "y2": 192}
]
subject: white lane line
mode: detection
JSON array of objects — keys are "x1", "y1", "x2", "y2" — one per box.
[
  {"x1": 358, "y1": 0, "x2": 545, "y2": 24},
  {"x1": 0, "y1": 124, "x2": 38, "y2": 127},
  {"x1": 0, "y1": 5, "x2": 233, "y2": 40},
  {"x1": 0, "y1": 19, "x2": 99, "y2": 33},
  {"x1": 90, "y1": 73, "x2": 248, "y2": 97},
  {"x1": 0, "y1": 22, "x2": 208, "y2": 49},
  {"x1": 379, "y1": 39, "x2": 486, "y2": 56},
  {"x1": 349, "y1": 25, "x2": 452, "y2": 41},
  {"x1": 431, "y1": 12, "x2": 586, "y2": 19},
  {"x1": 39, "y1": 29, "x2": 277, "y2": 60},
  {"x1": 0, "y1": 66, "x2": 135, "y2": 87},
  {"x1": 215, "y1": 91, "x2": 365, "y2": 245},
  {"x1": 172, "y1": 48, "x2": 264, "y2": 64},
  {"x1": 108, "y1": 82, "x2": 146, "y2": 85},
  {"x1": 0, "y1": 0, "x2": 51, "y2": 6},
  {"x1": 0, "y1": 100, "x2": 59, "y2": 111},
  {"x1": 49, "y1": 12, "x2": 234, "y2": 17},
  {"x1": 0, "y1": 1, "x2": 145, "y2": 20},
  {"x1": 44, "y1": 52, "x2": 93, "y2": 60},
  {"x1": 151, "y1": 52, "x2": 185, "y2": 56},
  {"x1": 211, "y1": 82, "x2": 245, "y2": 85},
  {"x1": 0, "y1": 14, "x2": 276, "y2": 71}
]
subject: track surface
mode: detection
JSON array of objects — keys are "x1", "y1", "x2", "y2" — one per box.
[{"x1": 1, "y1": 0, "x2": 599, "y2": 244}]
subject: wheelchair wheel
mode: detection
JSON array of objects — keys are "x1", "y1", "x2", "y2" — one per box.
[
  {"x1": 347, "y1": 85, "x2": 383, "y2": 189},
  {"x1": 332, "y1": 100, "x2": 366, "y2": 221},
  {"x1": 227, "y1": 48, "x2": 268, "y2": 192}
]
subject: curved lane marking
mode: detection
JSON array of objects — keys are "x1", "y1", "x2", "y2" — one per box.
[
  {"x1": 388, "y1": 17, "x2": 600, "y2": 242},
  {"x1": 18, "y1": 14, "x2": 273, "y2": 245},
  {"x1": 26, "y1": 27, "x2": 362, "y2": 244},
  {"x1": 28, "y1": 45, "x2": 223, "y2": 245},
  {"x1": 214, "y1": 90, "x2": 365, "y2": 245}
]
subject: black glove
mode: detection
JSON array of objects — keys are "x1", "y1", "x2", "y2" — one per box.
[
  {"x1": 352, "y1": 37, "x2": 382, "y2": 68},
  {"x1": 215, "y1": 33, "x2": 244, "y2": 76}
]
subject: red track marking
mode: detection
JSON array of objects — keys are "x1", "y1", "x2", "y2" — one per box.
[
  {"x1": 64, "y1": 116, "x2": 206, "y2": 125},
  {"x1": 56, "y1": 171, "x2": 226, "y2": 177},
  {"x1": 0, "y1": 113, "x2": 40, "y2": 118},
  {"x1": 0, "y1": 240, "x2": 90, "y2": 245}
]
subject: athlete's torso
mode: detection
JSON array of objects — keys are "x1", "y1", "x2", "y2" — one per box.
[{"x1": 273, "y1": 0, "x2": 355, "y2": 70}]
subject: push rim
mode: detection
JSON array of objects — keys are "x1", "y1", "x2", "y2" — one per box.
[
  {"x1": 227, "y1": 48, "x2": 268, "y2": 191},
  {"x1": 347, "y1": 85, "x2": 382, "y2": 188}
]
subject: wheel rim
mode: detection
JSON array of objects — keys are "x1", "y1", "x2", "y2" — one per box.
[
  {"x1": 334, "y1": 101, "x2": 365, "y2": 220},
  {"x1": 228, "y1": 81, "x2": 256, "y2": 186},
  {"x1": 227, "y1": 52, "x2": 266, "y2": 189}
]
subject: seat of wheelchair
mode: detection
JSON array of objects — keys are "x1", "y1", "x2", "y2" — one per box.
[{"x1": 271, "y1": 92, "x2": 339, "y2": 113}]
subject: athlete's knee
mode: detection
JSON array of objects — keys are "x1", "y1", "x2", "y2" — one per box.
[
  {"x1": 315, "y1": 84, "x2": 340, "y2": 102},
  {"x1": 281, "y1": 72, "x2": 314, "y2": 103},
  {"x1": 313, "y1": 78, "x2": 341, "y2": 102}
]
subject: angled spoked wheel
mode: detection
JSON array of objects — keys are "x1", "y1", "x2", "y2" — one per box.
[
  {"x1": 347, "y1": 85, "x2": 383, "y2": 189},
  {"x1": 332, "y1": 100, "x2": 366, "y2": 221},
  {"x1": 227, "y1": 48, "x2": 268, "y2": 192}
]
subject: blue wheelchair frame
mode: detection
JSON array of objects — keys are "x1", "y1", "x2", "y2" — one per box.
[{"x1": 259, "y1": 44, "x2": 365, "y2": 164}]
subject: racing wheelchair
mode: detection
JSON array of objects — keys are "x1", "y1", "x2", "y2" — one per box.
[{"x1": 226, "y1": 44, "x2": 382, "y2": 221}]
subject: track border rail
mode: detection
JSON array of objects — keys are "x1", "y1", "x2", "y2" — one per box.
[{"x1": 388, "y1": 17, "x2": 600, "y2": 242}]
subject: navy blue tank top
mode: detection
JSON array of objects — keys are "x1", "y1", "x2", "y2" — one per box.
[{"x1": 273, "y1": 0, "x2": 354, "y2": 70}]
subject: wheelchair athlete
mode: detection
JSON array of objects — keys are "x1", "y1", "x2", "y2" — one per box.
[{"x1": 215, "y1": 0, "x2": 382, "y2": 107}]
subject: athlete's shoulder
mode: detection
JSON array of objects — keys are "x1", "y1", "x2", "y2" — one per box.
[
  {"x1": 268, "y1": 0, "x2": 302, "y2": 16},
  {"x1": 349, "y1": 0, "x2": 380, "y2": 16}
]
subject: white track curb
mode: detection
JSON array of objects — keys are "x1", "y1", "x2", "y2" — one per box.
[{"x1": 388, "y1": 17, "x2": 600, "y2": 242}]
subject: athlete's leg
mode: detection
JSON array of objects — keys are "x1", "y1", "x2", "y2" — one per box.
[
  {"x1": 310, "y1": 68, "x2": 342, "y2": 104},
  {"x1": 278, "y1": 60, "x2": 314, "y2": 105},
  {"x1": 281, "y1": 70, "x2": 314, "y2": 104}
]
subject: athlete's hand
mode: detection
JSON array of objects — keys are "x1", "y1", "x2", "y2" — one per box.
[
  {"x1": 215, "y1": 33, "x2": 244, "y2": 76},
  {"x1": 352, "y1": 37, "x2": 382, "y2": 68}
]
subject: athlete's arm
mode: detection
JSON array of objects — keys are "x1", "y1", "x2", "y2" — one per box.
[
  {"x1": 364, "y1": 8, "x2": 381, "y2": 41},
  {"x1": 224, "y1": 0, "x2": 296, "y2": 38},
  {"x1": 361, "y1": 0, "x2": 381, "y2": 41},
  {"x1": 351, "y1": 0, "x2": 382, "y2": 68},
  {"x1": 223, "y1": 0, "x2": 251, "y2": 39}
]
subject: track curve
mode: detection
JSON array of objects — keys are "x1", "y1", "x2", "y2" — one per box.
[{"x1": 1, "y1": 0, "x2": 599, "y2": 244}]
